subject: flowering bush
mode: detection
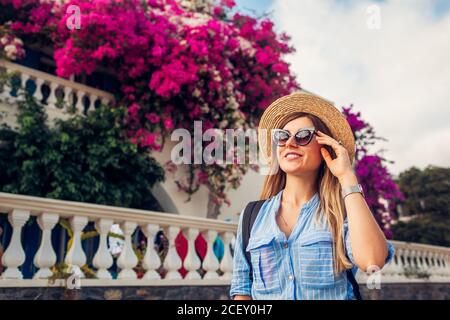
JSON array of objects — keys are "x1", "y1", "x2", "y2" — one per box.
[
  {"x1": 343, "y1": 105, "x2": 404, "y2": 238},
  {"x1": 0, "y1": 25, "x2": 25, "y2": 60},
  {"x1": 0, "y1": 89, "x2": 165, "y2": 211},
  {"x1": 0, "y1": 0, "x2": 298, "y2": 210}
]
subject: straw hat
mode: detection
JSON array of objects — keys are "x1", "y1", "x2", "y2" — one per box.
[{"x1": 258, "y1": 91, "x2": 356, "y2": 165}]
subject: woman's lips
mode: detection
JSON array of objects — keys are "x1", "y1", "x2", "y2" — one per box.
[{"x1": 285, "y1": 152, "x2": 302, "y2": 160}]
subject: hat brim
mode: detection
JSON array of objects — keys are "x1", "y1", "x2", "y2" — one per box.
[{"x1": 257, "y1": 91, "x2": 356, "y2": 165}]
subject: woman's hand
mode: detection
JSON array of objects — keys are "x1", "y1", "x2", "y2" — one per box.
[{"x1": 316, "y1": 130, "x2": 353, "y2": 180}]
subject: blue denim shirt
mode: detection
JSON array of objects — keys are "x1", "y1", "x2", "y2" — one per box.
[{"x1": 229, "y1": 189, "x2": 395, "y2": 300}]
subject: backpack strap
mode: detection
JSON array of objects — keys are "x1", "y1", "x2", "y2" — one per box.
[
  {"x1": 344, "y1": 237, "x2": 363, "y2": 300},
  {"x1": 242, "y1": 200, "x2": 266, "y2": 281},
  {"x1": 346, "y1": 268, "x2": 362, "y2": 300}
]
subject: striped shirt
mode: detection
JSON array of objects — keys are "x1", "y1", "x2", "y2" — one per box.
[{"x1": 229, "y1": 189, "x2": 395, "y2": 300}]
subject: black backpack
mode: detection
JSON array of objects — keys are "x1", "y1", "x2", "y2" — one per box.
[{"x1": 241, "y1": 200, "x2": 362, "y2": 300}]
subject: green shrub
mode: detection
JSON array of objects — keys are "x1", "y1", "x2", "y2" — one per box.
[{"x1": 0, "y1": 94, "x2": 165, "y2": 211}]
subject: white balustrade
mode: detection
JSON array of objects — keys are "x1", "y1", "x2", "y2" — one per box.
[
  {"x1": 17, "y1": 73, "x2": 29, "y2": 102},
  {"x1": 64, "y1": 216, "x2": 88, "y2": 278},
  {"x1": 201, "y1": 230, "x2": 220, "y2": 279},
  {"x1": 163, "y1": 226, "x2": 183, "y2": 280},
  {"x1": 75, "y1": 91, "x2": 85, "y2": 113},
  {"x1": 219, "y1": 232, "x2": 234, "y2": 280},
  {"x1": 34, "y1": 78, "x2": 45, "y2": 103},
  {"x1": 0, "y1": 209, "x2": 30, "y2": 279},
  {"x1": 47, "y1": 82, "x2": 59, "y2": 109},
  {"x1": 0, "y1": 192, "x2": 449, "y2": 288},
  {"x1": 0, "y1": 59, "x2": 114, "y2": 116},
  {"x1": 33, "y1": 212, "x2": 59, "y2": 279},
  {"x1": 63, "y1": 86, "x2": 73, "y2": 108},
  {"x1": 89, "y1": 94, "x2": 98, "y2": 110},
  {"x1": 0, "y1": 69, "x2": 12, "y2": 103},
  {"x1": 142, "y1": 224, "x2": 162, "y2": 280},
  {"x1": 183, "y1": 228, "x2": 201, "y2": 279},
  {"x1": 117, "y1": 221, "x2": 138, "y2": 280},
  {"x1": 93, "y1": 218, "x2": 114, "y2": 279}
]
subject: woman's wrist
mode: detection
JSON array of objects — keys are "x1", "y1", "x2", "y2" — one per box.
[{"x1": 338, "y1": 170, "x2": 358, "y2": 188}]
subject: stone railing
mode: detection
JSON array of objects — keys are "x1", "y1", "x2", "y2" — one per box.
[
  {"x1": 0, "y1": 192, "x2": 235, "y2": 287},
  {"x1": 0, "y1": 192, "x2": 449, "y2": 288},
  {"x1": 356, "y1": 240, "x2": 450, "y2": 283},
  {"x1": 0, "y1": 59, "x2": 114, "y2": 115}
]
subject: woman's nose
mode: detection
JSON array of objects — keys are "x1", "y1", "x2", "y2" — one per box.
[{"x1": 285, "y1": 135, "x2": 298, "y2": 148}]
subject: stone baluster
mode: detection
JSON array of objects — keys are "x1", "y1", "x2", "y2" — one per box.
[
  {"x1": 431, "y1": 252, "x2": 440, "y2": 280},
  {"x1": 396, "y1": 247, "x2": 406, "y2": 278},
  {"x1": 183, "y1": 228, "x2": 201, "y2": 280},
  {"x1": 163, "y1": 226, "x2": 182, "y2": 279},
  {"x1": 75, "y1": 91, "x2": 85, "y2": 113},
  {"x1": 33, "y1": 212, "x2": 59, "y2": 279},
  {"x1": 0, "y1": 70, "x2": 12, "y2": 103},
  {"x1": 117, "y1": 221, "x2": 138, "y2": 279},
  {"x1": 88, "y1": 94, "x2": 97, "y2": 112},
  {"x1": 63, "y1": 86, "x2": 73, "y2": 109},
  {"x1": 391, "y1": 248, "x2": 404, "y2": 280},
  {"x1": 17, "y1": 73, "x2": 30, "y2": 101},
  {"x1": 47, "y1": 82, "x2": 58, "y2": 108},
  {"x1": 201, "y1": 230, "x2": 220, "y2": 279},
  {"x1": 444, "y1": 253, "x2": 450, "y2": 279},
  {"x1": 142, "y1": 224, "x2": 161, "y2": 280},
  {"x1": 33, "y1": 78, "x2": 45, "y2": 103},
  {"x1": 219, "y1": 232, "x2": 234, "y2": 280},
  {"x1": 416, "y1": 250, "x2": 425, "y2": 272},
  {"x1": 411, "y1": 249, "x2": 419, "y2": 270},
  {"x1": 428, "y1": 251, "x2": 439, "y2": 281},
  {"x1": 404, "y1": 248, "x2": 412, "y2": 271},
  {"x1": 437, "y1": 252, "x2": 446, "y2": 279},
  {"x1": 0, "y1": 210, "x2": 30, "y2": 279},
  {"x1": 381, "y1": 255, "x2": 396, "y2": 280},
  {"x1": 93, "y1": 218, "x2": 114, "y2": 279},
  {"x1": 64, "y1": 216, "x2": 88, "y2": 278},
  {"x1": 101, "y1": 97, "x2": 110, "y2": 106}
]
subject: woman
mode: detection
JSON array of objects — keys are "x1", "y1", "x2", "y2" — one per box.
[{"x1": 229, "y1": 92, "x2": 394, "y2": 300}]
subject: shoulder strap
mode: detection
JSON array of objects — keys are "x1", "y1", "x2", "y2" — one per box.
[
  {"x1": 242, "y1": 200, "x2": 266, "y2": 280},
  {"x1": 346, "y1": 268, "x2": 362, "y2": 300}
]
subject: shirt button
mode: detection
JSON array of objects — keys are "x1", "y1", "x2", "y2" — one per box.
[
  {"x1": 288, "y1": 275, "x2": 294, "y2": 280},
  {"x1": 283, "y1": 242, "x2": 288, "y2": 248}
]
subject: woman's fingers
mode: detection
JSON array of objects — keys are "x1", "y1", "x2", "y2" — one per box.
[
  {"x1": 320, "y1": 147, "x2": 332, "y2": 164},
  {"x1": 316, "y1": 136, "x2": 341, "y2": 151}
]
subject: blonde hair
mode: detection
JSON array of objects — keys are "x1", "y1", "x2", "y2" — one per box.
[{"x1": 259, "y1": 112, "x2": 352, "y2": 273}]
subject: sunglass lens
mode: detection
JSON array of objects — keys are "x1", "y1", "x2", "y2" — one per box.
[
  {"x1": 274, "y1": 131, "x2": 289, "y2": 146},
  {"x1": 295, "y1": 130, "x2": 313, "y2": 145}
]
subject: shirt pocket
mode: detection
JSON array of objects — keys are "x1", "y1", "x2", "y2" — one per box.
[
  {"x1": 246, "y1": 235, "x2": 281, "y2": 294},
  {"x1": 298, "y1": 231, "x2": 336, "y2": 289}
]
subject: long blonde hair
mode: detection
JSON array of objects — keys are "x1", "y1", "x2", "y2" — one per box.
[{"x1": 259, "y1": 112, "x2": 352, "y2": 273}]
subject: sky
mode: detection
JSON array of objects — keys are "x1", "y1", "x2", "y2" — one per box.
[{"x1": 235, "y1": 0, "x2": 450, "y2": 177}]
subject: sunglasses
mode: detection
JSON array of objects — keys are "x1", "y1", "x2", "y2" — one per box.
[{"x1": 272, "y1": 127, "x2": 317, "y2": 147}]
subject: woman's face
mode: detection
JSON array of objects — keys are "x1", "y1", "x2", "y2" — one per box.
[{"x1": 276, "y1": 116, "x2": 323, "y2": 175}]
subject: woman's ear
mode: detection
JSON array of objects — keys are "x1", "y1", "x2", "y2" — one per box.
[{"x1": 325, "y1": 145, "x2": 336, "y2": 159}]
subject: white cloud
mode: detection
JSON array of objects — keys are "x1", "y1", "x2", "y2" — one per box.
[{"x1": 271, "y1": 0, "x2": 450, "y2": 175}]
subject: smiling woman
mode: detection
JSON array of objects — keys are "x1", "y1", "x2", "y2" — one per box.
[{"x1": 230, "y1": 91, "x2": 394, "y2": 300}]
